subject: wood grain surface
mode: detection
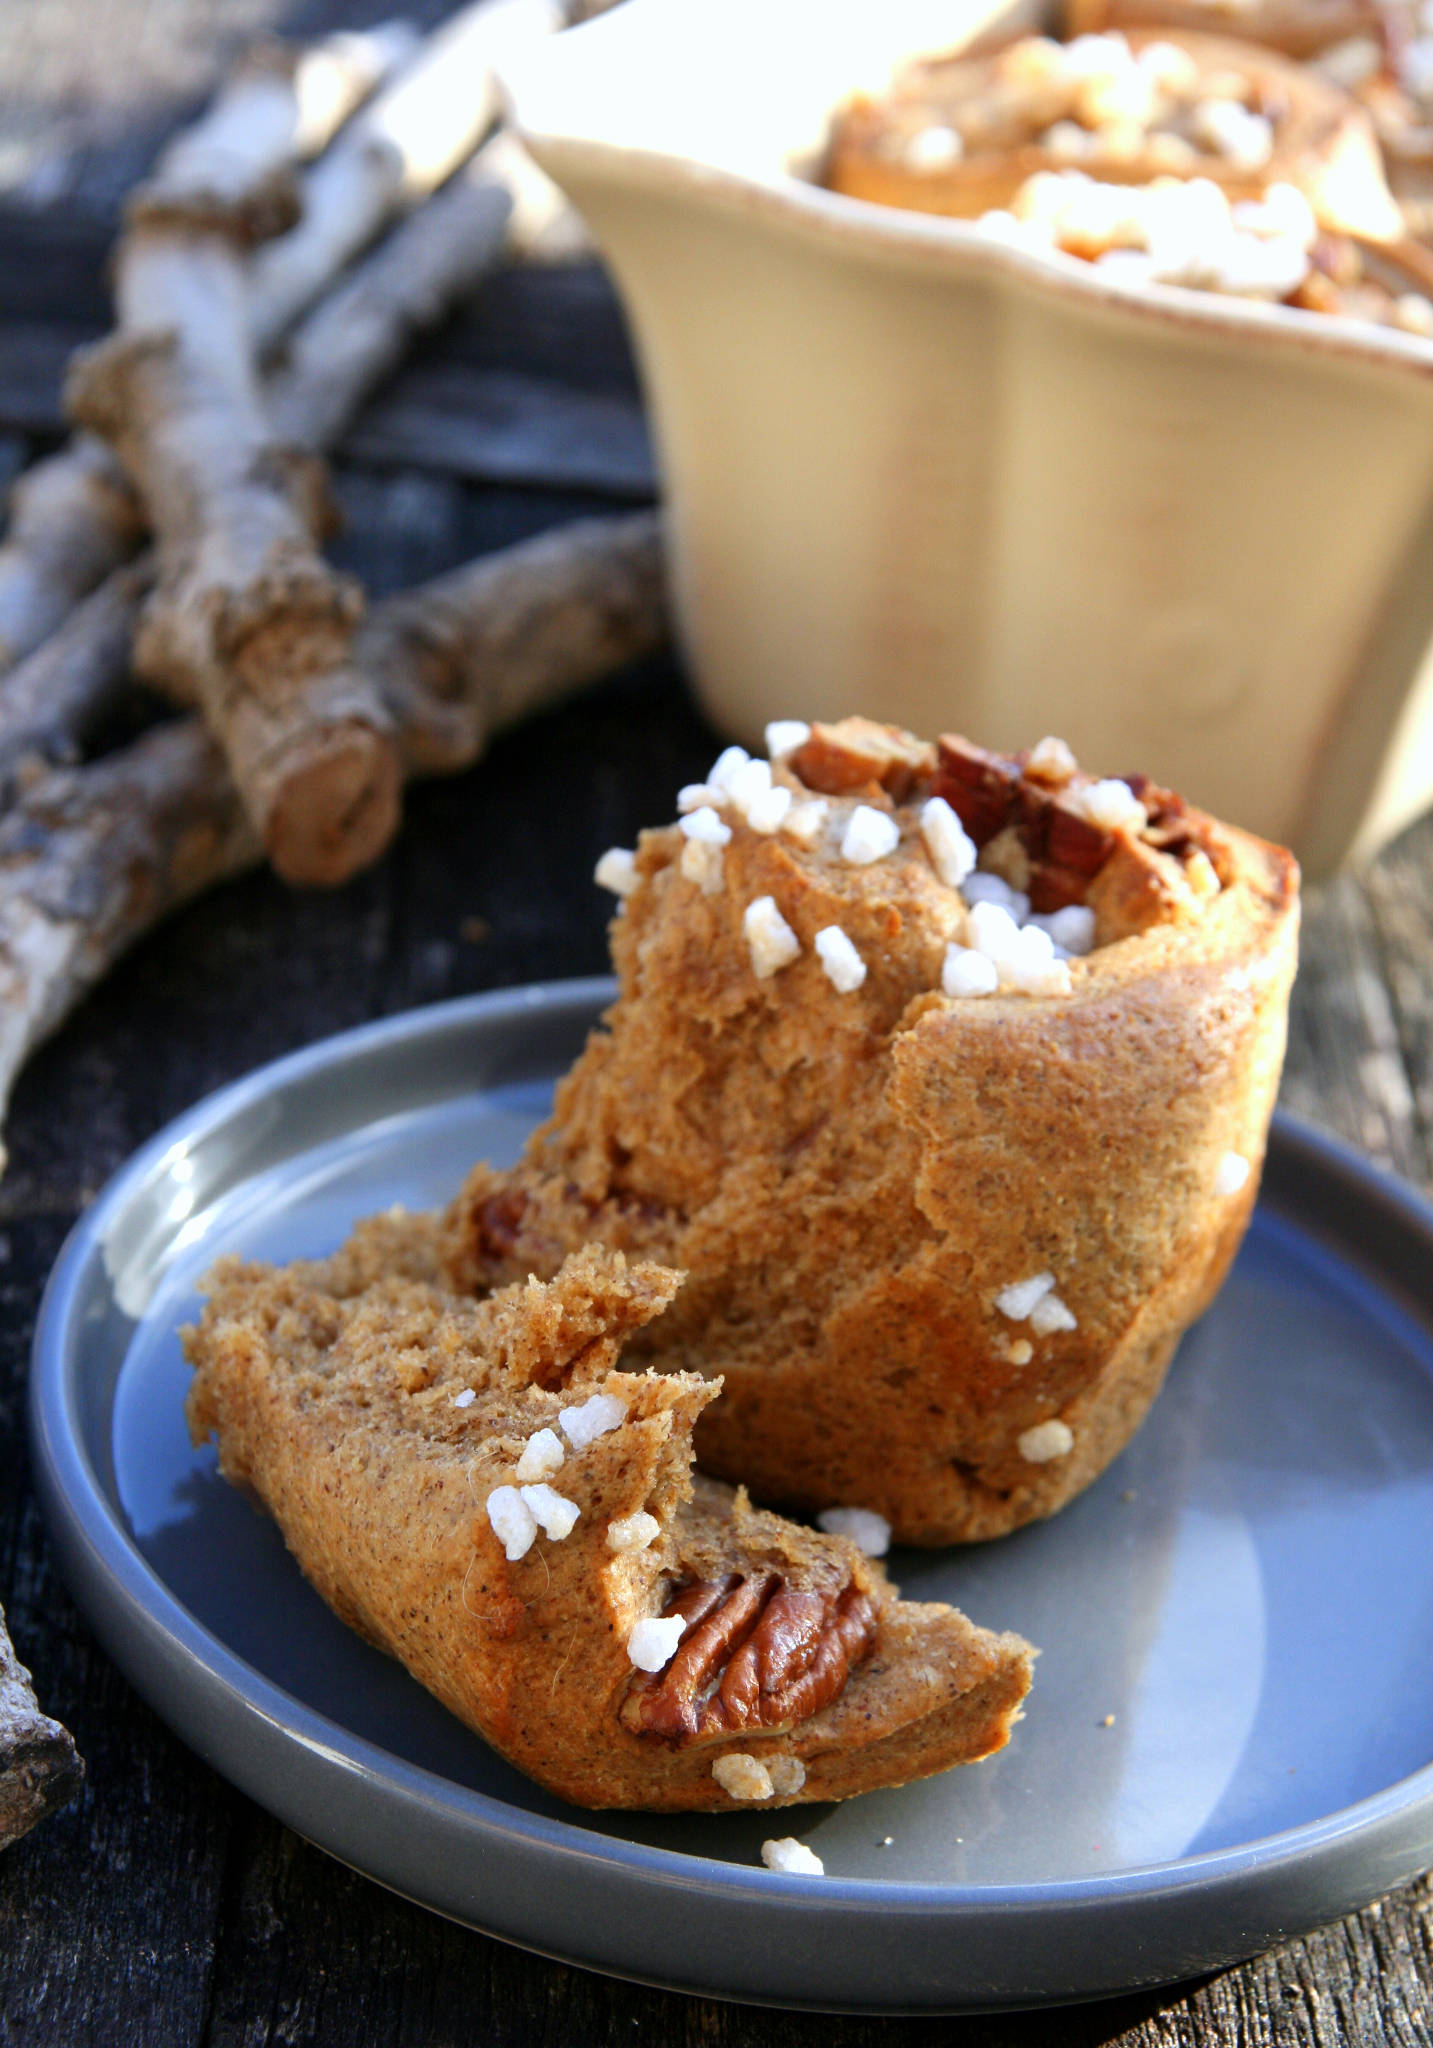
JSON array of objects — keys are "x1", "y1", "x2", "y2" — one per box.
[{"x1": 1, "y1": 5, "x2": 1432, "y2": 2036}]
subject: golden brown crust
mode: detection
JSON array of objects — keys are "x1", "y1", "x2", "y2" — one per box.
[
  {"x1": 184, "y1": 1228, "x2": 1033, "y2": 1809},
  {"x1": 823, "y1": 26, "x2": 1401, "y2": 240},
  {"x1": 447, "y1": 724, "x2": 1299, "y2": 1546}
]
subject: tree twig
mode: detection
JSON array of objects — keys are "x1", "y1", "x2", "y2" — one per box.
[
  {"x1": 0, "y1": 22, "x2": 415, "y2": 679},
  {"x1": 0, "y1": 511, "x2": 665, "y2": 1144},
  {"x1": 0, "y1": 1604, "x2": 84, "y2": 1853}
]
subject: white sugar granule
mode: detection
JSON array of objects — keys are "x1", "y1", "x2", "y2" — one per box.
[
  {"x1": 963, "y1": 873, "x2": 1031, "y2": 921},
  {"x1": 942, "y1": 944, "x2": 999, "y2": 998},
  {"x1": 817, "y1": 1507, "x2": 891, "y2": 1556},
  {"x1": 744, "y1": 783, "x2": 793, "y2": 834},
  {"x1": 593, "y1": 848, "x2": 638, "y2": 898},
  {"x1": 606, "y1": 1511, "x2": 661, "y2": 1554},
  {"x1": 707, "y1": 745, "x2": 751, "y2": 795},
  {"x1": 765, "y1": 720, "x2": 811, "y2": 760},
  {"x1": 920, "y1": 796, "x2": 977, "y2": 888},
  {"x1": 677, "y1": 782, "x2": 723, "y2": 813},
  {"x1": 840, "y1": 804, "x2": 900, "y2": 866},
  {"x1": 744, "y1": 896, "x2": 801, "y2": 979},
  {"x1": 518, "y1": 1483, "x2": 580, "y2": 1541},
  {"x1": 451, "y1": 1388, "x2": 476, "y2": 1410},
  {"x1": 1075, "y1": 778, "x2": 1147, "y2": 833},
  {"x1": 996, "y1": 1272, "x2": 1056, "y2": 1321},
  {"x1": 559, "y1": 1392, "x2": 628, "y2": 1448},
  {"x1": 1215, "y1": 1151, "x2": 1251, "y2": 1196},
  {"x1": 814, "y1": 925, "x2": 867, "y2": 994},
  {"x1": 679, "y1": 804, "x2": 731, "y2": 846},
  {"x1": 1026, "y1": 735, "x2": 1078, "y2": 785},
  {"x1": 680, "y1": 837, "x2": 725, "y2": 896},
  {"x1": 1028, "y1": 904, "x2": 1096, "y2": 956},
  {"x1": 486, "y1": 1485, "x2": 537, "y2": 1561},
  {"x1": 1028, "y1": 1291, "x2": 1077, "y2": 1336},
  {"x1": 627, "y1": 1614, "x2": 686, "y2": 1671},
  {"x1": 514, "y1": 1427, "x2": 565, "y2": 1482},
  {"x1": 1018, "y1": 1419, "x2": 1076, "y2": 1463},
  {"x1": 782, "y1": 799, "x2": 830, "y2": 848},
  {"x1": 761, "y1": 1838, "x2": 825, "y2": 1876},
  {"x1": 712, "y1": 1753, "x2": 774, "y2": 1801},
  {"x1": 766, "y1": 1756, "x2": 806, "y2": 1795}
]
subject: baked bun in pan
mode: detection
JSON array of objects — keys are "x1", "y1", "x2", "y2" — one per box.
[
  {"x1": 448, "y1": 723, "x2": 1299, "y2": 1547},
  {"x1": 823, "y1": 25, "x2": 1402, "y2": 240},
  {"x1": 185, "y1": 1219, "x2": 1033, "y2": 1810}
]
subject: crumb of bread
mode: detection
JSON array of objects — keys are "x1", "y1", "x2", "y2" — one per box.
[
  {"x1": 766, "y1": 720, "x2": 811, "y2": 760},
  {"x1": 606, "y1": 1510, "x2": 661, "y2": 1553},
  {"x1": 744, "y1": 896, "x2": 802, "y2": 979},
  {"x1": 996, "y1": 1272, "x2": 1057, "y2": 1321},
  {"x1": 815, "y1": 925, "x2": 867, "y2": 993},
  {"x1": 627, "y1": 1614, "x2": 686, "y2": 1671},
  {"x1": 920, "y1": 795, "x2": 977, "y2": 888},
  {"x1": 766, "y1": 1755, "x2": 807, "y2": 1795},
  {"x1": 1215, "y1": 1151, "x2": 1251, "y2": 1196},
  {"x1": 594, "y1": 848, "x2": 638, "y2": 898},
  {"x1": 486, "y1": 1484, "x2": 538, "y2": 1560},
  {"x1": 451, "y1": 1388, "x2": 476, "y2": 1409},
  {"x1": 713, "y1": 1752, "x2": 775, "y2": 1800},
  {"x1": 840, "y1": 804, "x2": 900, "y2": 865},
  {"x1": 680, "y1": 838, "x2": 725, "y2": 895},
  {"x1": 519, "y1": 1482, "x2": 581, "y2": 1540},
  {"x1": 1018, "y1": 1419, "x2": 1075, "y2": 1463},
  {"x1": 782, "y1": 798, "x2": 829, "y2": 848},
  {"x1": 680, "y1": 805, "x2": 731, "y2": 846},
  {"x1": 761, "y1": 1837, "x2": 825, "y2": 1875},
  {"x1": 817, "y1": 1506, "x2": 891, "y2": 1556},
  {"x1": 513, "y1": 1427, "x2": 565, "y2": 1482},
  {"x1": 1029, "y1": 1291, "x2": 1077, "y2": 1335},
  {"x1": 559, "y1": 1391, "x2": 628, "y2": 1448},
  {"x1": 942, "y1": 944, "x2": 999, "y2": 998}
]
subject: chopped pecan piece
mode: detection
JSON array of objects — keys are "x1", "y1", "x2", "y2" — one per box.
[
  {"x1": 790, "y1": 718, "x2": 935, "y2": 803},
  {"x1": 620, "y1": 1572, "x2": 877, "y2": 1745},
  {"x1": 931, "y1": 734, "x2": 1021, "y2": 844}
]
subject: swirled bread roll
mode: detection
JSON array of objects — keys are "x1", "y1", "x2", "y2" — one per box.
[{"x1": 448, "y1": 722, "x2": 1299, "y2": 1546}]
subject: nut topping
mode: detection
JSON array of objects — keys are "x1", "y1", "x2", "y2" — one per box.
[
  {"x1": 620, "y1": 1572, "x2": 877, "y2": 1745},
  {"x1": 930, "y1": 733, "x2": 1225, "y2": 920},
  {"x1": 789, "y1": 718, "x2": 936, "y2": 803}
]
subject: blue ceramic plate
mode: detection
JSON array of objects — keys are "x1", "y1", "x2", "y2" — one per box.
[{"x1": 28, "y1": 981, "x2": 1433, "y2": 2011}]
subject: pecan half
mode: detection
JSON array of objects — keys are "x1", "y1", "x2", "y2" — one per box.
[{"x1": 620, "y1": 1572, "x2": 877, "y2": 1745}]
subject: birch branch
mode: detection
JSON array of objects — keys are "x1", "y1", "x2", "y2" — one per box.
[
  {"x1": 248, "y1": 0, "x2": 564, "y2": 356},
  {"x1": 0, "y1": 1604, "x2": 84, "y2": 1853},
  {"x1": 0, "y1": 142, "x2": 565, "y2": 807},
  {"x1": 267, "y1": 133, "x2": 570, "y2": 453},
  {"x1": 0, "y1": 22, "x2": 415, "y2": 680},
  {"x1": 0, "y1": 510, "x2": 665, "y2": 1146}
]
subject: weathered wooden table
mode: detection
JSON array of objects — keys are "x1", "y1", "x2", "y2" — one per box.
[{"x1": 2, "y1": 7, "x2": 1433, "y2": 2040}]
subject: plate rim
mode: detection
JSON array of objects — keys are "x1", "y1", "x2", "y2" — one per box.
[{"x1": 28, "y1": 979, "x2": 1433, "y2": 2008}]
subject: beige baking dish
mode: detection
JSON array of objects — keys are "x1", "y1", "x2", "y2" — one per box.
[{"x1": 502, "y1": 0, "x2": 1433, "y2": 873}]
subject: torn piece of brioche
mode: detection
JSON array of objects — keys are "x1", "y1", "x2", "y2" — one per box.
[
  {"x1": 447, "y1": 721, "x2": 1299, "y2": 1548},
  {"x1": 184, "y1": 1220, "x2": 1032, "y2": 1811}
]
